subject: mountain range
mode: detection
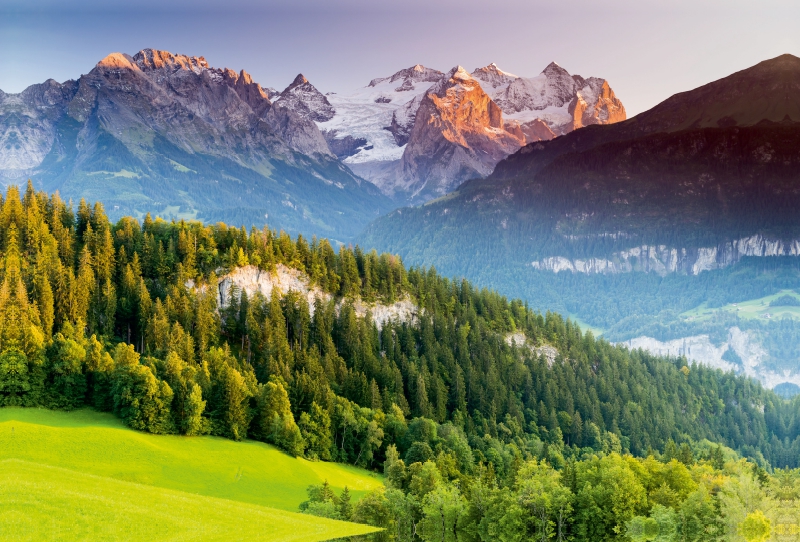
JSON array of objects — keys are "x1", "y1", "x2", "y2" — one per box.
[
  {"x1": 304, "y1": 61, "x2": 625, "y2": 200},
  {"x1": 0, "y1": 49, "x2": 397, "y2": 241},
  {"x1": 0, "y1": 49, "x2": 623, "y2": 239},
  {"x1": 6, "y1": 47, "x2": 800, "y2": 389}
]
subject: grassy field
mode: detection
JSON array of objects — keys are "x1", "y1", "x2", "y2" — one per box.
[
  {"x1": 567, "y1": 314, "x2": 606, "y2": 337},
  {"x1": 0, "y1": 408, "x2": 382, "y2": 541},
  {"x1": 681, "y1": 289, "x2": 800, "y2": 322}
]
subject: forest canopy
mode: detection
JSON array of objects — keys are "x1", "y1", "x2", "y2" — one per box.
[
  {"x1": 3, "y1": 182, "x2": 800, "y2": 541},
  {"x1": 2, "y1": 182, "x2": 799, "y2": 465}
]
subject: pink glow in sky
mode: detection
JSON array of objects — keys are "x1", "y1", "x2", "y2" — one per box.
[{"x1": 1, "y1": 0, "x2": 799, "y2": 116}]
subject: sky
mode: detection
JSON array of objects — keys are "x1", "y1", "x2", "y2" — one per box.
[{"x1": 1, "y1": 0, "x2": 799, "y2": 116}]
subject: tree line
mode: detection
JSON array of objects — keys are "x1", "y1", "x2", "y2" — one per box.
[{"x1": 306, "y1": 441, "x2": 787, "y2": 542}]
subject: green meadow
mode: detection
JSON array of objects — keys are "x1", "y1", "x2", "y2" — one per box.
[
  {"x1": 0, "y1": 408, "x2": 382, "y2": 541},
  {"x1": 681, "y1": 289, "x2": 800, "y2": 322}
]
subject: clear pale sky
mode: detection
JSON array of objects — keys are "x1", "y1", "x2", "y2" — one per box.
[{"x1": 1, "y1": 0, "x2": 798, "y2": 116}]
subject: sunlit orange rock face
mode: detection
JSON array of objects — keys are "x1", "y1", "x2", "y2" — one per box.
[
  {"x1": 393, "y1": 63, "x2": 626, "y2": 200},
  {"x1": 400, "y1": 67, "x2": 525, "y2": 199},
  {"x1": 569, "y1": 79, "x2": 626, "y2": 130}
]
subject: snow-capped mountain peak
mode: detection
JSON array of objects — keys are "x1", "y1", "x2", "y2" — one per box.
[
  {"x1": 451, "y1": 65, "x2": 472, "y2": 79},
  {"x1": 283, "y1": 73, "x2": 310, "y2": 93},
  {"x1": 368, "y1": 64, "x2": 444, "y2": 91},
  {"x1": 276, "y1": 73, "x2": 335, "y2": 123},
  {"x1": 429, "y1": 66, "x2": 477, "y2": 96},
  {"x1": 543, "y1": 61, "x2": 563, "y2": 72},
  {"x1": 472, "y1": 63, "x2": 518, "y2": 90},
  {"x1": 298, "y1": 60, "x2": 624, "y2": 200}
]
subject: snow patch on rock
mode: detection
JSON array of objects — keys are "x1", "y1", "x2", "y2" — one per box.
[{"x1": 317, "y1": 65, "x2": 443, "y2": 166}]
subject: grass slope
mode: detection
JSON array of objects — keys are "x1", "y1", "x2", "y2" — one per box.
[
  {"x1": 0, "y1": 460, "x2": 375, "y2": 542},
  {"x1": 682, "y1": 289, "x2": 800, "y2": 322},
  {"x1": 0, "y1": 408, "x2": 382, "y2": 541}
]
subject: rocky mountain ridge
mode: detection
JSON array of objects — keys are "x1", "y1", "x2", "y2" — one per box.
[
  {"x1": 0, "y1": 48, "x2": 391, "y2": 240},
  {"x1": 308, "y1": 61, "x2": 625, "y2": 200}
]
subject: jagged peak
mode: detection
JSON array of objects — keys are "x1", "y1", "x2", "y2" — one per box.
[
  {"x1": 281, "y1": 73, "x2": 311, "y2": 95},
  {"x1": 427, "y1": 66, "x2": 480, "y2": 96},
  {"x1": 368, "y1": 64, "x2": 444, "y2": 88},
  {"x1": 449, "y1": 65, "x2": 473, "y2": 80},
  {"x1": 132, "y1": 49, "x2": 210, "y2": 73},
  {"x1": 473, "y1": 62, "x2": 517, "y2": 78},
  {"x1": 239, "y1": 69, "x2": 254, "y2": 85},
  {"x1": 291, "y1": 74, "x2": 309, "y2": 86},
  {"x1": 96, "y1": 53, "x2": 136, "y2": 70},
  {"x1": 542, "y1": 61, "x2": 571, "y2": 78}
]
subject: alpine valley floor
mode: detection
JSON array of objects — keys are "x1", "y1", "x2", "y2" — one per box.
[{"x1": 0, "y1": 408, "x2": 382, "y2": 541}]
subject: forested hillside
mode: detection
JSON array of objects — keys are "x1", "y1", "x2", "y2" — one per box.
[{"x1": 1, "y1": 183, "x2": 799, "y2": 539}]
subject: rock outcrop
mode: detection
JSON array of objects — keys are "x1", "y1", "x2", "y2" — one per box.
[
  {"x1": 217, "y1": 265, "x2": 418, "y2": 330},
  {"x1": 505, "y1": 332, "x2": 559, "y2": 367},
  {"x1": 569, "y1": 78, "x2": 627, "y2": 130}
]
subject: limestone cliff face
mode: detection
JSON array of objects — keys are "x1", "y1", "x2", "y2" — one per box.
[
  {"x1": 399, "y1": 67, "x2": 525, "y2": 199},
  {"x1": 217, "y1": 265, "x2": 418, "y2": 330},
  {"x1": 623, "y1": 327, "x2": 800, "y2": 390},
  {"x1": 531, "y1": 235, "x2": 800, "y2": 276}
]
